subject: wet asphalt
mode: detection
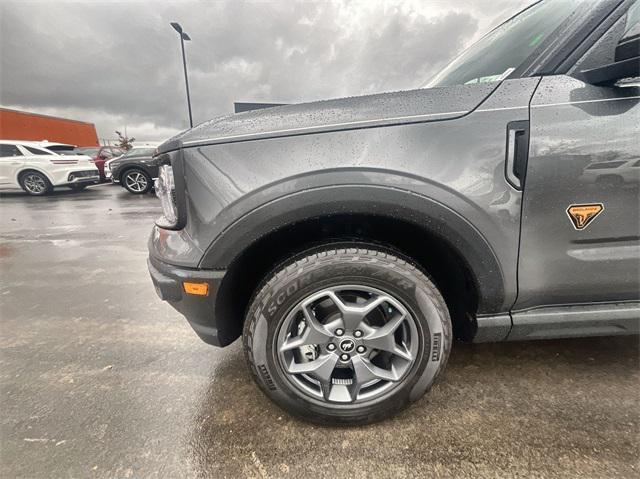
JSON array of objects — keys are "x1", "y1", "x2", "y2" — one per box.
[{"x1": 0, "y1": 184, "x2": 638, "y2": 478}]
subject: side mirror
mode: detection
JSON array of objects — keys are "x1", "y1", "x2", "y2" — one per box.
[{"x1": 581, "y1": 22, "x2": 640, "y2": 85}]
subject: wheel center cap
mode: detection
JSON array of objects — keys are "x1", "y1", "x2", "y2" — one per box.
[{"x1": 339, "y1": 339, "x2": 355, "y2": 353}]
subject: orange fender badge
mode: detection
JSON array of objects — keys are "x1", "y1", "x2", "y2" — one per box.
[{"x1": 566, "y1": 203, "x2": 604, "y2": 230}]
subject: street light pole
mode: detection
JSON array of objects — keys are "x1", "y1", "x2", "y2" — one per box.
[{"x1": 170, "y1": 22, "x2": 193, "y2": 128}]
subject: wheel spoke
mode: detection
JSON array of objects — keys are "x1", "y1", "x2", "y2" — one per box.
[
  {"x1": 392, "y1": 343, "x2": 412, "y2": 361},
  {"x1": 326, "y1": 292, "x2": 389, "y2": 330},
  {"x1": 279, "y1": 304, "x2": 334, "y2": 352},
  {"x1": 361, "y1": 312, "x2": 412, "y2": 360},
  {"x1": 350, "y1": 355, "x2": 400, "y2": 399},
  {"x1": 301, "y1": 305, "x2": 333, "y2": 340},
  {"x1": 286, "y1": 353, "x2": 338, "y2": 393},
  {"x1": 279, "y1": 334, "x2": 309, "y2": 352},
  {"x1": 326, "y1": 384, "x2": 353, "y2": 402}
]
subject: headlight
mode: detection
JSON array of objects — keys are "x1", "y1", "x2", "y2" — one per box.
[{"x1": 155, "y1": 164, "x2": 178, "y2": 228}]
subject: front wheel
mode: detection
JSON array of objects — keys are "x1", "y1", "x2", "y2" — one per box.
[
  {"x1": 243, "y1": 245, "x2": 452, "y2": 425},
  {"x1": 19, "y1": 171, "x2": 53, "y2": 196},
  {"x1": 122, "y1": 169, "x2": 152, "y2": 194}
]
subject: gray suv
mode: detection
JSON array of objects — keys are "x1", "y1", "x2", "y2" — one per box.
[{"x1": 148, "y1": 0, "x2": 640, "y2": 424}]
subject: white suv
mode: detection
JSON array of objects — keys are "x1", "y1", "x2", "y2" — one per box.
[{"x1": 0, "y1": 140, "x2": 100, "y2": 195}]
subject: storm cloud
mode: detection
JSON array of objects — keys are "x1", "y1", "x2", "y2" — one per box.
[{"x1": 1, "y1": 0, "x2": 531, "y2": 142}]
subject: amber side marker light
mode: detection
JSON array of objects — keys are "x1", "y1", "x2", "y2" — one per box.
[{"x1": 183, "y1": 282, "x2": 209, "y2": 296}]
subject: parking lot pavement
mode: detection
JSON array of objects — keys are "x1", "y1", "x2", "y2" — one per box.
[{"x1": 0, "y1": 184, "x2": 638, "y2": 478}]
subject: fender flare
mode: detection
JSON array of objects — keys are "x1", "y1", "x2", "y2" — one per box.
[{"x1": 199, "y1": 184, "x2": 506, "y2": 314}]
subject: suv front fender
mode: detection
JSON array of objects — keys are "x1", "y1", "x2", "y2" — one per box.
[{"x1": 199, "y1": 183, "x2": 507, "y2": 315}]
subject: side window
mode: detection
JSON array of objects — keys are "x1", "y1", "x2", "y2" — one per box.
[
  {"x1": 101, "y1": 149, "x2": 114, "y2": 159},
  {"x1": 627, "y1": 0, "x2": 640, "y2": 26},
  {"x1": 0, "y1": 145, "x2": 23, "y2": 158},
  {"x1": 23, "y1": 146, "x2": 54, "y2": 155},
  {"x1": 571, "y1": 1, "x2": 639, "y2": 74}
]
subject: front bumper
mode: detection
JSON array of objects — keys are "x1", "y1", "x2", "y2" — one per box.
[{"x1": 147, "y1": 255, "x2": 229, "y2": 346}]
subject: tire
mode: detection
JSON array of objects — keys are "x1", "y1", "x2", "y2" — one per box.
[
  {"x1": 243, "y1": 245, "x2": 452, "y2": 425},
  {"x1": 19, "y1": 171, "x2": 53, "y2": 196},
  {"x1": 121, "y1": 168, "x2": 152, "y2": 194},
  {"x1": 69, "y1": 184, "x2": 87, "y2": 191}
]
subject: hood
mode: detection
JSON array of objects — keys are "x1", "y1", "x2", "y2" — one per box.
[
  {"x1": 159, "y1": 83, "x2": 498, "y2": 153},
  {"x1": 110, "y1": 154, "x2": 152, "y2": 166}
]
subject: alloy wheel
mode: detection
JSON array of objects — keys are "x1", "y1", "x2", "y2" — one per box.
[
  {"x1": 23, "y1": 173, "x2": 47, "y2": 194},
  {"x1": 276, "y1": 285, "x2": 419, "y2": 404},
  {"x1": 124, "y1": 172, "x2": 148, "y2": 192}
]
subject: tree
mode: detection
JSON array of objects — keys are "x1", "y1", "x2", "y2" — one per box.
[{"x1": 115, "y1": 130, "x2": 135, "y2": 150}]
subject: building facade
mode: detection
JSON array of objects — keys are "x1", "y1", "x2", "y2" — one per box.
[{"x1": 0, "y1": 108, "x2": 99, "y2": 146}]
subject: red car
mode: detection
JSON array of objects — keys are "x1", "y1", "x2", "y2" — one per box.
[{"x1": 74, "y1": 146, "x2": 124, "y2": 181}]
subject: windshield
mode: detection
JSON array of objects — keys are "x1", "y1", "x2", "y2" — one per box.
[
  {"x1": 427, "y1": 0, "x2": 584, "y2": 87},
  {"x1": 122, "y1": 148, "x2": 156, "y2": 157}
]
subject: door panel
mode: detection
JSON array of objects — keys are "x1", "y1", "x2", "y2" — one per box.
[
  {"x1": 0, "y1": 158, "x2": 24, "y2": 186},
  {"x1": 515, "y1": 75, "x2": 640, "y2": 311}
]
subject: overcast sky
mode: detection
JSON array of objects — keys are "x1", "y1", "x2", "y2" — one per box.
[{"x1": 1, "y1": 0, "x2": 532, "y2": 143}]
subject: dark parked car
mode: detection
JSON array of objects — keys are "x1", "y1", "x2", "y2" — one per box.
[
  {"x1": 148, "y1": 0, "x2": 640, "y2": 424},
  {"x1": 107, "y1": 147, "x2": 159, "y2": 194},
  {"x1": 74, "y1": 146, "x2": 123, "y2": 181}
]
